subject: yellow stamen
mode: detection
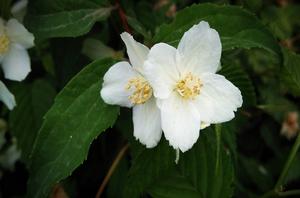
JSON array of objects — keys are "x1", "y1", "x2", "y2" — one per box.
[
  {"x1": 0, "y1": 34, "x2": 10, "y2": 54},
  {"x1": 175, "y1": 72, "x2": 202, "y2": 100},
  {"x1": 126, "y1": 77, "x2": 153, "y2": 104}
]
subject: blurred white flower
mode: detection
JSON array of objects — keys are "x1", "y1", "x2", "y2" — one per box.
[
  {"x1": 101, "y1": 32, "x2": 162, "y2": 148},
  {"x1": 0, "y1": 18, "x2": 34, "y2": 81},
  {"x1": 0, "y1": 81, "x2": 16, "y2": 110},
  {"x1": 281, "y1": 111, "x2": 299, "y2": 140},
  {"x1": 0, "y1": 138, "x2": 21, "y2": 171},
  {"x1": 144, "y1": 21, "x2": 243, "y2": 152},
  {"x1": 11, "y1": 0, "x2": 28, "y2": 22},
  {"x1": 0, "y1": 17, "x2": 34, "y2": 110}
]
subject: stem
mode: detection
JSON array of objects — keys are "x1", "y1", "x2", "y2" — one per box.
[
  {"x1": 95, "y1": 143, "x2": 129, "y2": 198},
  {"x1": 261, "y1": 190, "x2": 276, "y2": 198},
  {"x1": 215, "y1": 124, "x2": 222, "y2": 174},
  {"x1": 278, "y1": 189, "x2": 300, "y2": 197},
  {"x1": 261, "y1": 189, "x2": 300, "y2": 198},
  {"x1": 275, "y1": 133, "x2": 300, "y2": 190},
  {"x1": 261, "y1": 133, "x2": 300, "y2": 198},
  {"x1": 115, "y1": 0, "x2": 131, "y2": 33}
]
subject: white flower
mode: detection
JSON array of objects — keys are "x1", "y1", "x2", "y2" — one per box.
[
  {"x1": 101, "y1": 32, "x2": 162, "y2": 148},
  {"x1": 144, "y1": 21, "x2": 243, "y2": 152},
  {"x1": 0, "y1": 18, "x2": 34, "y2": 81}
]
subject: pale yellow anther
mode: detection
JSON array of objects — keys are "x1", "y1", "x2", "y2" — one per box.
[
  {"x1": 175, "y1": 72, "x2": 202, "y2": 100},
  {"x1": 0, "y1": 34, "x2": 10, "y2": 54},
  {"x1": 126, "y1": 77, "x2": 153, "y2": 104}
]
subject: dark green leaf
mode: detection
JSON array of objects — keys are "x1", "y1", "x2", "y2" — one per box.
[
  {"x1": 26, "y1": 59, "x2": 119, "y2": 198},
  {"x1": 280, "y1": 48, "x2": 300, "y2": 96},
  {"x1": 261, "y1": 5, "x2": 300, "y2": 40},
  {"x1": 9, "y1": 80, "x2": 56, "y2": 166},
  {"x1": 124, "y1": 138, "x2": 175, "y2": 197},
  {"x1": 238, "y1": 155, "x2": 273, "y2": 192},
  {"x1": 26, "y1": 0, "x2": 113, "y2": 39},
  {"x1": 124, "y1": 127, "x2": 234, "y2": 198},
  {"x1": 127, "y1": 16, "x2": 152, "y2": 40},
  {"x1": 154, "y1": 3, "x2": 280, "y2": 55},
  {"x1": 148, "y1": 127, "x2": 234, "y2": 198},
  {"x1": 258, "y1": 87, "x2": 296, "y2": 122}
]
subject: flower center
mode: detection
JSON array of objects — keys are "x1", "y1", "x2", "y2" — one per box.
[
  {"x1": 175, "y1": 72, "x2": 202, "y2": 100},
  {"x1": 126, "y1": 77, "x2": 153, "y2": 104},
  {"x1": 0, "y1": 34, "x2": 10, "y2": 54}
]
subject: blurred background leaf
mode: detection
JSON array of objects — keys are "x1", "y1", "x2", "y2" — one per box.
[
  {"x1": 154, "y1": 3, "x2": 280, "y2": 55},
  {"x1": 25, "y1": 0, "x2": 113, "y2": 39},
  {"x1": 0, "y1": 0, "x2": 300, "y2": 198}
]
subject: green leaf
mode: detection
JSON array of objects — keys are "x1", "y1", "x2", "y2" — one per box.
[
  {"x1": 243, "y1": 0, "x2": 262, "y2": 12},
  {"x1": 148, "y1": 127, "x2": 234, "y2": 198},
  {"x1": 261, "y1": 5, "x2": 300, "y2": 40},
  {"x1": 280, "y1": 48, "x2": 300, "y2": 96},
  {"x1": 26, "y1": 59, "x2": 119, "y2": 198},
  {"x1": 238, "y1": 155, "x2": 273, "y2": 192},
  {"x1": 124, "y1": 138, "x2": 175, "y2": 197},
  {"x1": 26, "y1": 0, "x2": 113, "y2": 39},
  {"x1": 258, "y1": 87, "x2": 296, "y2": 122},
  {"x1": 219, "y1": 63, "x2": 256, "y2": 107},
  {"x1": 82, "y1": 38, "x2": 123, "y2": 60},
  {"x1": 125, "y1": 127, "x2": 234, "y2": 198},
  {"x1": 154, "y1": 3, "x2": 280, "y2": 55},
  {"x1": 127, "y1": 16, "x2": 152, "y2": 40},
  {"x1": 9, "y1": 80, "x2": 56, "y2": 166}
]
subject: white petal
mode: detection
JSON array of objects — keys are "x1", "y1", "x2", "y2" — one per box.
[
  {"x1": 132, "y1": 97, "x2": 162, "y2": 148},
  {"x1": 144, "y1": 43, "x2": 178, "y2": 99},
  {"x1": 195, "y1": 73, "x2": 242, "y2": 123},
  {"x1": 11, "y1": 0, "x2": 28, "y2": 22},
  {"x1": 2, "y1": 44, "x2": 31, "y2": 81},
  {"x1": 100, "y1": 61, "x2": 139, "y2": 108},
  {"x1": 177, "y1": 21, "x2": 221, "y2": 75},
  {"x1": 0, "y1": 81, "x2": 16, "y2": 110},
  {"x1": 160, "y1": 94, "x2": 201, "y2": 152},
  {"x1": 120, "y1": 32, "x2": 149, "y2": 73},
  {"x1": 6, "y1": 18, "x2": 34, "y2": 49}
]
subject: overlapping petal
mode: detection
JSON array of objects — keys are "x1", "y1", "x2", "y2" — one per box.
[
  {"x1": 133, "y1": 97, "x2": 162, "y2": 148},
  {"x1": 195, "y1": 73, "x2": 242, "y2": 123},
  {"x1": 158, "y1": 93, "x2": 201, "y2": 152},
  {"x1": 120, "y1": 32, "x2": 149, "y2": 73},
  {"x1": 101, "y1": 61, "x2": 139, "y2": 108},
  {"x1": 144, "y1": 43, "x2": 178, "y2": 99},
  {"x1": 6, "y1": 18, "x2": 34, "y2": 49},
  {"x1": 2, "y1": 43, "x2": 31, "y2": 81},
  {"x1": 176, "y1": 21, "x2": 221, "y2": 75}
]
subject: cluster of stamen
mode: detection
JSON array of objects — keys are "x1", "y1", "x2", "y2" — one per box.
[
  {"x1": 0, "y1": 34, "x2": 10, "y2": 54},
  {"x1": 126, "y1": 77, "x2": 153, "y2": 104},
  {"x1": 176, "y1": 72, "x2": 202, "y2": 100}
]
